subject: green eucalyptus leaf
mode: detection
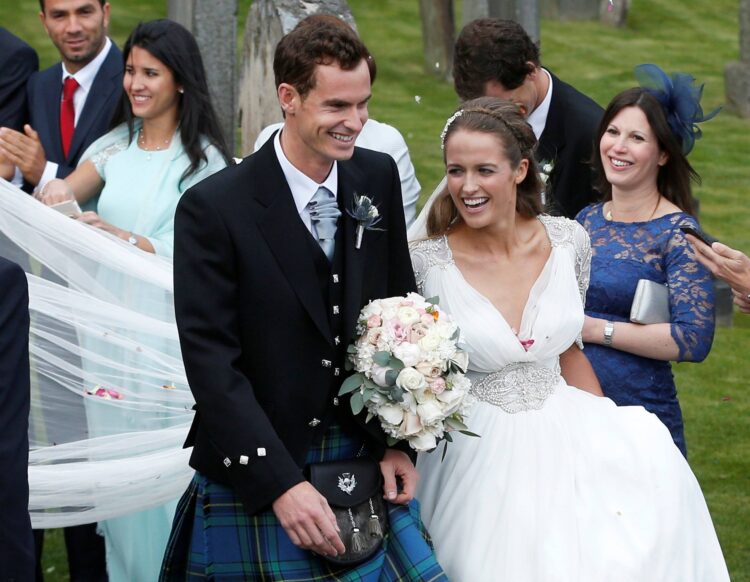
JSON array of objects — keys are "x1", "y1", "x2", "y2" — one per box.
[
  {"x1": 459, "y1": 430, "x2": 481, "y2": 438},
  {"x1": 350, "y1": 390, "x2": 365, "y2": 415},
  {"x1": 385, "y1": 369, "x2": 400, "y2": 387},
  {"x1": 338, "y1": 374, "x2": 364, "y2": 395},
  {"x1": 426, "y1": 295, "x2": 439, "y2": 305},
  {"x1": 386, "y1": 436, "x2": 400, "y2": 446},
  {"x1": 389, "y1": 386, "x2": 404, "y2": 402},
  {"x1": 441, "y1": 440, "x2": 449, "y2": 462},
  {"x1": 346, "y1": 344, "x2": 358, "y2": 354},
  {"x1": 372, "y1": 351, "x2": 391, "y2": 366},
  {"x1": 388, "y1": 357, "x2": 405, "y2": 370},
  {"x1": 444, "y1": 432, "x2": 454, "y2": 442}
]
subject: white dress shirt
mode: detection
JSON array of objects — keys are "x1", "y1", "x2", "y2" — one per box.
[
  {"x1": 273, "y1": 129, "x2": 338, "y2": 238},
  {"x1": 527, "y1": 68, "x2": 554, "y2": 141},
  {"x1": 256, "y1": 117, "x2": 420, "y2": 226},
  {"x1": 37, "y1": 38, "x2": 113, "y2": 191}
]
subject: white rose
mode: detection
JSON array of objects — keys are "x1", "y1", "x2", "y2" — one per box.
[
  {"x1": 419, "y1": 331, "x2": 442, "y2": 352},
  {"x1": 361, "y1": 301, "x2": 383, "y2": 318},
  {"x1": 382, "y1": 307, "x2": 398, "y2": 321},
  {"x1": 378, "y1": 403, "x2": 404, "y2": 426},
  {"x1": 414, "y1": 387, "x2": 436, "y2": 404},
  {"x1": 417, "y1": 399, "x2": 444, "y2": 425},
  {"x1": 392, "y1": 343, "x2": 422, "y2": 367},
  {"x1": 400, "y1": 411, "x2": 423, "y2": 436},
  {"x1": 370, "y1": 364, "x2": 391, "y2": 387},
  {"x1": 381, "y1": 297, "x2": 403, "y2": 309},
  {"x1": 409, "y1": 431, "x2": 437, "y2": 452},
  {"x1": 436, "y1": 386, "x2": 464, "y2": 414},
  {"x1": 397, "y1": 306, "x2": 420, "y2": 325},
  {"x1": 396, "y1": 367, "x2": 427, "y2": 393}
]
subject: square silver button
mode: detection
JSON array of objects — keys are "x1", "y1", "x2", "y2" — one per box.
[
  {"x1": 239, "y1": 455, "x2": 249, "y2": 465},
  {"x1": 257, "y1": 448, "x2": 266, "y2": 457}
]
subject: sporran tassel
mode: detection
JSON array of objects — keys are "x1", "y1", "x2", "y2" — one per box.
[
  {"x1": 368, "y1": 498, "x2": 383, "y2": 537},
  {"x1": 350, "y1": 527, "x2": 366, "y2": 553}
]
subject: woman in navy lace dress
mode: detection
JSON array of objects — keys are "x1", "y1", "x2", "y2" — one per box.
[{"x1": 576, "y1": 65, "x2": 717, "y2": 456}]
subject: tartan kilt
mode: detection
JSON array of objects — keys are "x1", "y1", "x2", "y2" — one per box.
[{"x1": 160, "y1": 424, "x2": 447, "y2": 581}]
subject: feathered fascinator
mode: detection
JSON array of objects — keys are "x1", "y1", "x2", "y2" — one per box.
[{"x1": 634, "y1": 63, "x2": 720, "y2": 155}]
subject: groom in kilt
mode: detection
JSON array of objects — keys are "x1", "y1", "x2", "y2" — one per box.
[{"x1": 160, "y1": 15, "x2": 446, "y2": 581}]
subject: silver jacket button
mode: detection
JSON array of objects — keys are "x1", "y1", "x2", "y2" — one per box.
[
  {"x1": 333, "y1": 397, "x2": 339, "y2": 406},
  {"x1": 321, "y1": 359, "x2": 332, "y2": 367},
  {"x1": 308, "y1": 418, "x2": 321, "y2": 427}
]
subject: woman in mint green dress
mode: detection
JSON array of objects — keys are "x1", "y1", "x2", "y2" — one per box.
[{"x1": 40, "y1": 20, "x2": 230, "y2": 582}]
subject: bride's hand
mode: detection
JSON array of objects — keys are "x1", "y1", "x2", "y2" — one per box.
[{"x1": 37, "y1": 179, "x2": 75, "y2": 205}]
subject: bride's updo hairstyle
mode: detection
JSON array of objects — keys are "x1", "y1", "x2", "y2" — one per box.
[{"x1": 427, "y1": 97, "x2": 543, "y2": 237}]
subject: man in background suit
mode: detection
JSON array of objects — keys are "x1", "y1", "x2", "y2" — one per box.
[
  {"x1": 2, "y1": 3, "x2": 116, "y2": 579},
  {"x1": 0, "y1": 0, "x2": 122, "y2": 199},
  {"x1": 0, "y1": 29, "x2": 38, "y2": 184},
  {"x1": 0, "y1": 29, "x2": 38, "y2": 132},
  {"x1": 0, "y1": 258, "x2": 34, "y2": 582},
  {"x1": 453, "y1": 18, "x2": 604, "y2": 219}
]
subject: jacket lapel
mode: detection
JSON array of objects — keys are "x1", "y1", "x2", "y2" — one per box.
[
  {"x1": 42, "y1": 66, "x2": 64, "y2": 163},
  {"x1": 67, "y1": 44, "x2": 122, "y2": 163},
  {"x1": 338, "y1": 160, "x2": 368, "y2": 342},
  {"x1": 254, "y1": 144, "x2": 333, "y2": 342}
]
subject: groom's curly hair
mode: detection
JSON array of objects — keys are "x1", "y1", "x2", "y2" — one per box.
[{"x1": 274, "y1": 14, "x2": 376, "y2": 99}]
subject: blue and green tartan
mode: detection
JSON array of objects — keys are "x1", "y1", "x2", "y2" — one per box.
[{"x1": 160, "y1": 425, "x2": 447, "y2": 581}]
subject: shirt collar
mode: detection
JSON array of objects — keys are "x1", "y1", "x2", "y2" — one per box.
[
  {"x1": 527, "y1": 68, "x2": 553, "y2": 140},
  {"x1": 273, "y1": 129, "x2": 338, "y2": 215},
  {"x1": 61, "y1": 37, "x2": 112, "y2": 92}
]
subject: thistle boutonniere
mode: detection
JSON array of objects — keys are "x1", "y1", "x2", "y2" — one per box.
[
  {"x1": 347, "y1": 193, "x2": 384, "y2": 249},
  {"x1": 539, "y1": 159, "x2": 555, "y2": 186},
  {"x1": 539, "y1": 159, "x2": 555, "y2": 206}
]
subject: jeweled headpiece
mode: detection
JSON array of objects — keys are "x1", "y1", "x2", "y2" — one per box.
[
  {"x1": 634, "y1": 63, "x2": 719, "y2": 155},
  {"x1": 440, "y1": 110, "x2": 463, "y2": 150}
]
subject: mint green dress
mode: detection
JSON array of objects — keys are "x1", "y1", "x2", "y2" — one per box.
[{"x1": 82, "y1": 122, "x2": 227, "y2": 582}]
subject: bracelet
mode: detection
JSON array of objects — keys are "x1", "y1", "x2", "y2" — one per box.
[{"x1": 603, "y1": 321, "x2": 615, "y2": 346}]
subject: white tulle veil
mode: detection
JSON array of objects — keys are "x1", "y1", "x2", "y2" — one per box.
[
  {"x1": 0, "y1": 177, "x2": 193, "y2": 528},
  {"x1": 407, "y1": 176, "x2": 447, "y2": 242}
]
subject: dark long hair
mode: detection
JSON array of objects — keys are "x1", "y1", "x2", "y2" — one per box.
[
  {"x1": 592, "y1": 88, "x2": 699, "y2": 215},
  {"x1": 112, "y1": 19, "x2": 231, "y2": 185}
]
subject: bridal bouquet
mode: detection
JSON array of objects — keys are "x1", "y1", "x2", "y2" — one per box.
[{"x1": 339, "y1": 293, "x2": 476, "y2": 453}]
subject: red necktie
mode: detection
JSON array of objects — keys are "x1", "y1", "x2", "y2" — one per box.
[{"x1": 60, "y1": 76, "x2": 79, "y2": 158}]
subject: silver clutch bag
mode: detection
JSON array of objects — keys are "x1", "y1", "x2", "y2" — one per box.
[{"x1": 630, "y1": 279, "x2": 670, "y2": 324}]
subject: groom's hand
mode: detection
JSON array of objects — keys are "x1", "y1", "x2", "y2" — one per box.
[
  {"x1": 380, "y1": 448, "x2": 418, "y2": 505},
  {"x1": 272, "y1": 481, "x2": 345, "y2": 557}
]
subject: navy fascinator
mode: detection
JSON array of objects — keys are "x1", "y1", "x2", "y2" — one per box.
[{"x1": 634, "y1": 64, "x2": 720, "y2": 155}]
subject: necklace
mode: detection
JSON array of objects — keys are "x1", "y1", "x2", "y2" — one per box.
[
  {"x1": 605, "y1": 196, "x2": 661, "y2": 223},
  {"x1": 138, "y1": 128, "x2": 172, "y2": 161}
]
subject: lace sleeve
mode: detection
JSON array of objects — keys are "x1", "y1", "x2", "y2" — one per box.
[
  {"x1": 409, "y1": 237, "x2": 452, "y2": 296},
  {"x1": 409, "y1": 240, "x2": 431, "y2": 295},
  {"x1": 88, "y1": 141, "x2": 128, "y2": 179},
  {"x1": 571, "y1": 221, "x2": 591, "y2": 349},
  {"x1": 666, "y1": 217, "x2": 715, "y2": 361}
]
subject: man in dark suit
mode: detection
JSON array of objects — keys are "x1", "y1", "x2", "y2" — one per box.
[
  {"x1": 0, "y1": 258, "x2": 34, "y2": 582},
  {"x1": 0, "y1": 29, "x2": 38, "y2": 183},
  {"x1": 161, "y1": 16, "x2": 444, "y2": 580},
  {"x1": 1, "y1": 3, "x2": 116, "y2": 579},
  {"x1": 0, "y1": 29, "x2": 38, "y2": 132},
  {"x1": 453, "y1": 18, "x2": 604, "y2": 219},
  {"x1": 0, "y1": 0, "x2": 122, "y2": 198}
]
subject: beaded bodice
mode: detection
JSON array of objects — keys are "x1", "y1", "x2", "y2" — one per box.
[{"x1": 410, "y1": 215, "x2": 591, "y2": 411}]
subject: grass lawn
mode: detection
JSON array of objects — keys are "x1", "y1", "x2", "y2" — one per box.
[{"x1": 4, "y1": 0, "x2": 748, "y2": 579}]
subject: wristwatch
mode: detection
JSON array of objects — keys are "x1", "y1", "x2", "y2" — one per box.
[
  {"x1": 603, "y1": 321, "x2": 615, "y2": 346},
  {"x1": 127, "y1": 233, "x2": 138, "y2": 246}
]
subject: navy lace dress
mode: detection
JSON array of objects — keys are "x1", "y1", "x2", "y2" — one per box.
[{"x1": 576, "y1": 203, "x2": 715, "y2": 456}]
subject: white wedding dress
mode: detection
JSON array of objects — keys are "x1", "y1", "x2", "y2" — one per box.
[{"x1": 410, "y1": 215, "x2": 729, "y2": 582}]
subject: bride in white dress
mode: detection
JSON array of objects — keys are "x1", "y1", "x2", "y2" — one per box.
[{"x1": 409, "y1": 98, "x2": 729, "y2": 581}]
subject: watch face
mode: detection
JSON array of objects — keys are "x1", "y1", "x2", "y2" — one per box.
[{"x1": 128, "y1": 235, "x2": 138, "y2": 245}]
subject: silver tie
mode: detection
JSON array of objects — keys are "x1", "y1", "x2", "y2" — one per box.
[{"x1": 308, "y1": 186, "x2": 341, "y2": 262}]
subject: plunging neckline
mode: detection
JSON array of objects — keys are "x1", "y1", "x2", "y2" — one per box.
[{"x1": 443, "y1": 216, "x2": 555, "y2": 340}]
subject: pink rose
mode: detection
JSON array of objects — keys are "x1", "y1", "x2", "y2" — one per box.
[
  {"x1": 409, "y1": 323, "x2": 429, "y2": 343},
  {"x1": 420, "y1": 313, "x2": 434, "y2": 326},
  {"x1": 428, "y1": 377, "x2": 446, "y2": 394},
  {"x1": 389, "y1": 319, "x2": 409, "y2": 342},
  {"x1": 367, "y1": 314, "x2": 382, "y2": 328}
]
